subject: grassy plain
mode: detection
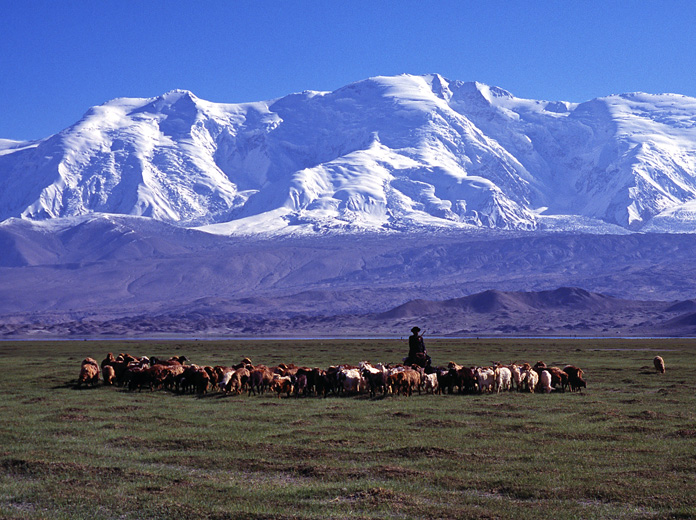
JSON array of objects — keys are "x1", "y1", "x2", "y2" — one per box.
[{"x1": 0, "y1": 338, "x2": 694, "y2": 520}]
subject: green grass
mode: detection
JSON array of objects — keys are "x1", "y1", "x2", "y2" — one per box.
[{"x1": 1, "y1": 338, "x2": 695, "y2": 519}]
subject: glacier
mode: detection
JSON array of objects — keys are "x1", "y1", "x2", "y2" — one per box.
[{"x1": 2, "y1": 74, "x2": 696, "y2": 234}]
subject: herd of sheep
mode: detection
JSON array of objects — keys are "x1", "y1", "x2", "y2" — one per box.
[{"x1": 77, "y1": 353, "x2": 667, "y2": 397}]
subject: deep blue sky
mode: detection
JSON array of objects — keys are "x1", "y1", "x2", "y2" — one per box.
[{"x1": 2, "y1": 0, "x2": 695, "y2": 141}]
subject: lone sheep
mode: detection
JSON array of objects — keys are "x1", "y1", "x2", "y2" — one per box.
[
  {"x1": 77, "y1": 357, "x2": 100, "y2": 388},
  {"x1": 653, "y1": 356, "x2": 665, "y2": 374}
]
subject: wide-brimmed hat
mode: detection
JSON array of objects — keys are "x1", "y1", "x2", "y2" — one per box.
[{"x1": 411, "y1": 326, "x2": 421, "y2": 333}]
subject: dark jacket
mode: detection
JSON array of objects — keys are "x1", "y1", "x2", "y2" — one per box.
[{"x1": 408, "y1": 333, "x2": 425, "y2": 358}]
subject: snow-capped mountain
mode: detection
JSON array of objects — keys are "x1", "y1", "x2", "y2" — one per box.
[{"x1": 2, "y1": 74, "x2": 696, "y2": 233}]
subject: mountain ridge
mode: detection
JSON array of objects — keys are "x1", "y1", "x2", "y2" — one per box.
[
  {"x1": 378, "y1": 287, "x2": 620, "y2": 319},
  {"x1": 2, "y1": 285, "x2": 694, "y2": 338},
  {"x1": 3, "y1": 75, "x2": 696, "y2": 337},
  {"x1": 2, "y1": 74, "x2": 696, "y2": 234}
]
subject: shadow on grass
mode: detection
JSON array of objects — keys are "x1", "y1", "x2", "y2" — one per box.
[{"x1": 56, "y1": 379, "x2": 101, "y2": 391}]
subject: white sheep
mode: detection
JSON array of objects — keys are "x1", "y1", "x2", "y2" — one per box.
[
  {"x1": 339, "y1": 368, "x2": 365, "y2": 394},
  {"x1": 507, "y1": 363, "x2": 522, "y2": 391},
  {"x1": 495, "y1": 365, "x2": 512, "y2": 393},
  {"x1": 475, "y1": 367, "x2": 495, "y2": 393},
  {"x1": 423, "y1": 373, "x2": 438, "y2": 394},
  {"x1": 217, "y1": 368, "x2": 236, "y2": 392},
  {"x1": 539, "y1": 370, "x2": 553, "y2": 393},
  {"x1": 521, "y1": 367, "x2": 538, "y2": 393}
]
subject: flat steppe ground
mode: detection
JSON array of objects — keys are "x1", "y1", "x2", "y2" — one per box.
[{"x1": 1, "y1": 338, "x2": 694, "y2": 520}]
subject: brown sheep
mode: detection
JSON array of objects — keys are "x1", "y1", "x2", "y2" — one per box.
[
  {"x1": 226, "y1": 367, "x2": 250, "y2": 394},
  {"x1": 248, "y1": 366, "x2": 271, "y2": 395},
  {"x1": 151, "y1": 355, "x2": 189, "y2": 366},
  {"x1": 532, "y1": 362, "x2": 568, "y2": 391},
  {"x1": 176, "y1": 365, "x2": 209, "y2": 394},
  {"x1": 654, "y1": 356, "x2": 666, "y2": 374},
  {"x1": 391, "y1": 368, "x2": 421, "y2": 396},
  {"x1": 204, "y1": 366, "x2": 218, "y2": 388},
  {"x1": 546, "y1": 366, "x2": 569, "y2": 391},
  {"x1": 77, "y1": 357, "x2": 99, "y2": 388},
  {"x1": 101, "y1": 353, "x2": 115, "y2": 370},
  {"x1": 270, "y1": 375, "x2": 294, "y2": 397},
  {"x1": 102, "y1": 365, "x2": 116, "y2": 385},
  {"x1": 563, "y1": 365, "x2": 586, "y2": 392},
  {"x1": 124, "y1": 366, "x2": 154, "y2": 392},
  {"x1": 102, "y1": 357, "x2": 132, "y2": 386},
  {"x1": 158, "y1": 364, "x2": 185, "y2": 391}
]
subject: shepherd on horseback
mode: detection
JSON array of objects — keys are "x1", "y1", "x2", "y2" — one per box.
[{"x1": 405, "y1": 326, "x2": 431, "y2": 368}]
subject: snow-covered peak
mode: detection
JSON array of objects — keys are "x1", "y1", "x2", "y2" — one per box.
[
  {"x1": 134, "y1": 89, "x2": 201, "y2": 115},
  {"x1": 2, "y1": 74, "x2": 696, "y2": 234}
]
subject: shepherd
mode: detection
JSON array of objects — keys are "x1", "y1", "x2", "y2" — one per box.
[{"x1": 405, "y1": 326, "x2": 431, "y2": 368}]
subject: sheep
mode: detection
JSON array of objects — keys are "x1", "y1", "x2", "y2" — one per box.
[
  {"x1": 546, "y1": 366, "x2": 569, "y2": 391},
  {"x1": 105, "y1": 358, "x2": 132, "y2": 386},
  {"x1": 304, "y1": 367, "x2": 328, "y2": 397},
  {"x1": 539, "y1": 370, "x2": 554, "y2": 393},
  {"x1": 102, "y1": 365, "x2": 116, "y2": 385},
  {"x1": 447, "y1": 362, "x2": 477, "y2": 394},
  {"x1": 360, "y1": 362, "x2": 388, "y2": 397},
  {"x1": 101, "y1": 353, "x2": 115, "y2": 370},
  {"x1": 124, "y1": 366, "x2": 154, "y2": 392},
  {"x1": 435, "y1": 366, "x2": 456, "y2": 394},
  {"x1": 142, "y1": 364, "x2": 173, "y2": 390},
  {"x1": 117, "y1": 353, "x2": 139, "y2": 364},
  {"x1": 275, "y1": 363, "x2": 299, "y2": 377},
  {"x1": 654, "y1": 356, "x2": 665, "y2": 374},
  {"x1": 404, "y1": 368, "x2": 422, "y2": 396},
  {"x1": 338, "y1": 368, "x2": 364, "y2": 395},
  {"x1": 158, "y1": 364, "x2": 185, "y2": 391},
  {"x1": 475, "y1": 367, "x2": 495, "y2": 393},
  {"x1": 192, "y1": 367, "x2": 211, "y2": 394},
  {"x1": 494, "y1": 364, "x2": 512, "y2": 393},
  {"x1": 94, "y1": 351, "x2": 596, "y2": 401},
  {"x1": 248, "y1": 365, "x2": 274, "y2": 395},
  {"x1": 270, "y1": 375, "x2": 293, "y2": 397},
  {"x1": 293, "y1": 373, "x2": 308, "y2": 397},
  {"x1": 218, "y1": 369, "x2": 236, "y2": 393},
  {"x1": 204, "y1": 366, "x2": 219, "y2": 389},
  {"x1": 177, "y1": 365, "x2": 209, "y2": 394},
  {"x1": 423, "y1": 372, "x2": 439, "y2": 394},
  {"x1": 164, "y1": 355, "x2": 190, "y2": 366},
  {"x1": 563, "y1": 365, "x2": 586, "y2": 392},
  {"x1": 521, "y1": 367, "x2": 539, "y2": 393},
  {"x1": 226, "y1": 367, "x2": 250, "y2": 394},
  {"x1": 532, "y1": 362, "x2": 566, "y2": 391},
  {"x1": 507, "y1": 363, "x2": 522, "y2": 391},
  {"x1": 389, "y1": 368, "x2": 420, "y2": 396},
  {"x1": 77, "y1": 357, "x2": 99, "y2": 388}
]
